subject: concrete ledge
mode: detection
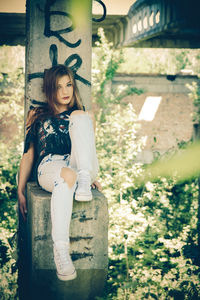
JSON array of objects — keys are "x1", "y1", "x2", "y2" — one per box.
[
  {"x1": 19, "y1": 182, "x2": 108, "y2": 300},
  {"x1": 112, "y1": 73, "x2": 199, "y2": 94}
]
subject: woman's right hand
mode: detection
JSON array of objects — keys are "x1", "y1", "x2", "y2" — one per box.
[
  {"x1": 17, "y1": 143, "x2": 35, "y2": 221},
  {"x1": 18, "y1": 190, "x2": 27, "y2": 221}
]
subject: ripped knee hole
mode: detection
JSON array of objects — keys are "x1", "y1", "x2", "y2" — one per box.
[{"x1": 60, "y1": 167, "x2": 77, "y2": 188}]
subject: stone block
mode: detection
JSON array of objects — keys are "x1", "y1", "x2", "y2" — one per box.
[{"x1": 20, "y1": 182, "x2": 108, "y2": 300}]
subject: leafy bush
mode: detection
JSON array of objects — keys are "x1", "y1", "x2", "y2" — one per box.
[
  {"x1": 0, "y1": 150, "x2": 19, "y2": 299},
  {"x1": 187, "y1": 81, "x2": 200, "y2": 123},
  {"x1": 0, "y1": 64, "x2": 24, "y2": 299},
  {"x1": 96, "y1": 104, "x2": 200, "y2": 299},
  {"x1": 118, "y1": 48, "x2": 200, "y2": 75},
  {"x1": 0, "y1": 33, "x2": 200, "y2": 300},
  {"x1": 93, "y1": 28, "x2": 200, "y2": 299}
]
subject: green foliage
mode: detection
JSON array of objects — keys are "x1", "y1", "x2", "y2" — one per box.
[
  {"x1": 0, "y1": 48, "x2": 25, "y2": 298},
  {"x1": 118, "y1": 48, "x2": 200, "y2": 75},
  {"x1": 96, "y1": 103, "x2": 145, "y2": 198},
  {"x1": 0, "y1": 68, "x2": 24, "y2": 142},
  {"x1": 0, "y1": 150, "x2": 19, "y2": 298},
  {"x1": 0, "y1": 32, "x2": 200, "y2": 300},
  {"x1": 92, "y1": 28, "x2": 125, "y2": 108},
  {"x1": 175, "y1": 50, "x2": 191, "y2": 71},
  {"x1": 187, "y1": 81, "x2": 200, "y2": 123},
  {"x1": 0, "y1": 232, "x2": 18, "y2": 300},
  {"x1": 93, "y1": 29, "x2": 200, "y2": 299},
  {"x1": 97, "y1": 112, "x2": 200, "y2": 298},
  {"x1": 0, "y1": 45, "x2": 25, "y2": 74}
]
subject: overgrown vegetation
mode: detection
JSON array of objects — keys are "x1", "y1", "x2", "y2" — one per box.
[
  {"x1": 0, "y1": 47, "x2": 24, "y2": 299},
  {"x1": 0, "y1": 33, "x2": 200, "y2": 299},
  {"x1": 118, "y1": 48, "x2": 200, "y2": 75},
  {"x1": 187, "y1": 81, "x2": 200, "y2": 124},
  {"x1": 93, "y1": 28, "x2": 200, "y2": 299}
]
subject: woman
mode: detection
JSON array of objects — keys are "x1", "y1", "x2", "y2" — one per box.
[{"x1": 17, "y1": 64, "x2": 101, "y2": 281}]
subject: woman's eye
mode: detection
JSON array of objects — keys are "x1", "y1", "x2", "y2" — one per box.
[{"x1": 67, "y1": 83, "x2": 72, "y2": 87}]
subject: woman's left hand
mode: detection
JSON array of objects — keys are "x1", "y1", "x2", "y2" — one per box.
[{"x1": 91, "y1": 180, "x2": 102, "y2": 191}]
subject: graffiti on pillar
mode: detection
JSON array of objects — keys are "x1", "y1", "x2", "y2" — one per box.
[
  {"x1": 44, "y1": 0, "x2": 81, "y2": 48},
  {"x1": 28, "y1": 0, "x2": 106, "y2": 109},
  {"x1": 92, "y1": 0, "x2": 107, "y2": 22}
]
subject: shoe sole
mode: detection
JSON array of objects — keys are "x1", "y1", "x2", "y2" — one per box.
[
  {"x1": 57, "y1": 269, "x2": 77, "y2": 281},
  {"x1": 75, "y1": 194, "x2": 93, "y2": 201}
]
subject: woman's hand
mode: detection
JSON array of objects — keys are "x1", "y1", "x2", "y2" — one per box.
[
  {"x1": 17, "y1": 143, "x2": 34, "y2": 221},
  {"x1": 18, "y1": 190, "x2": 27, "y2": 221},
  {"x1": 91, "y1": 180, "x2": 102, "y2": 191}
]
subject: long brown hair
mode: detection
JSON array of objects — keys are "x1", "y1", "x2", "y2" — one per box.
[{"x1": 26, "y1": 65, "x2": 83, "y2": 131}]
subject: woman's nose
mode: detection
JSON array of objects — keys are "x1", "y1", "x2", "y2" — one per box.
[{"x1": 62, "y1": 86, "x2": 67, "y2": 94}]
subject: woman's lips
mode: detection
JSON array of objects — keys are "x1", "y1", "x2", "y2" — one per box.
[{"x1": 63, "y1": 96, "x2": 69, "y2": 100}]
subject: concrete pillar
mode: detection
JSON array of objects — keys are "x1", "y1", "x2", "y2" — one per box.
[
  {"x1": 25, "y1": 0, "x2": 92, "y2": 115},
  {"x1": 18, "y1": 0, "x2": 108, "y2": 299},
  {"x1": 25, "y1": 183, "x2": 108, "y2": 300}
]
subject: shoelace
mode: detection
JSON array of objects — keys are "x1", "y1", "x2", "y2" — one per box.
[{"x1": 55, "y1": 247, "x2": 70, "y2": 269}]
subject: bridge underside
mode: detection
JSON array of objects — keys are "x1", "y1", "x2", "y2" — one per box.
[
  {"x1": 0, "y1": 0, "x2": 200, "y2": 48},
  {"x1": 93, "y1": 0, "x2": 200, "y2": 48}
]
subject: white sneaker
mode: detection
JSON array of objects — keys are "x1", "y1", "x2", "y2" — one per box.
[
  {"x1": 53, "y1": 241, "x2": 77, "y2": 281},
  {"x1": 75, "y1": 170, "x2": 92, "y2": 201}
]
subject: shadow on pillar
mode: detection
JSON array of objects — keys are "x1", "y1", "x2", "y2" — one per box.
[
  {"x1": 193, "y1": 123, "x2": 200, "y2": 266},
  {"x1": 18, "y1": 182, "x2": 108, "y2": 300},
  {"x1": 17, "y1": 211, "x2": 30, "y2": 300}
]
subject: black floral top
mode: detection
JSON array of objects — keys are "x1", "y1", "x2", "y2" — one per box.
[{"x1": 24, "y1": 105, "x2": 79, "y2": 183}]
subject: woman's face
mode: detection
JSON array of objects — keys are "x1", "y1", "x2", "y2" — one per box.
[{"x1": 56, "y1": 75, "x2": 74, "y2": 111}]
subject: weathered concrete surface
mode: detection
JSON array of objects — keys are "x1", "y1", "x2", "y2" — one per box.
[
  {"x1": 30, "y1": 269, "x2": 107, "y2": 300},
  {"x1": 121, "y1": 91, "x2": 194, "y2": 164},
  {"x1": 24, "y1": 182, "x2": 108, "y2": 300},
  {"x1": 112, "y1": 73, "x2": 199, "y2": 94},
  {"x1": 25, "y1": 0, "x2": 92, "y2": 117},
  {"x1": 20, "y1": 0, "x2": 108, "y2": 299}
]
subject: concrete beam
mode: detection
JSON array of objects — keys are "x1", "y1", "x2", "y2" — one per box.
[
  {"x1": 1, "y1": 1, "x2": 200, "y2": 49},
  {"x1": 123, "y1": 0, "x2": 200, "y2": 48},
  {"x1": 0, "y1": 13, "x2": 26, "y2": 45}
]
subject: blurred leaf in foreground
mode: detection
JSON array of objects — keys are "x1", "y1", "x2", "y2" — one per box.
[
  {"x1": 69, "y1": 0, "x2": 91, "y2": 29},
  {"x1": 140, "y1": 141, "x2": 200, "y2": 183}
]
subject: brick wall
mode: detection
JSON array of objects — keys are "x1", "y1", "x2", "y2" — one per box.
[{"x1": 112, "y1": 73, "x2": 199, "y2": 163}]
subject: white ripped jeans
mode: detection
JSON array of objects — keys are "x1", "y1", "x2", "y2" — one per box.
[{"x1": 37, "y1": 114, "x2": 99, "y2": 244}]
